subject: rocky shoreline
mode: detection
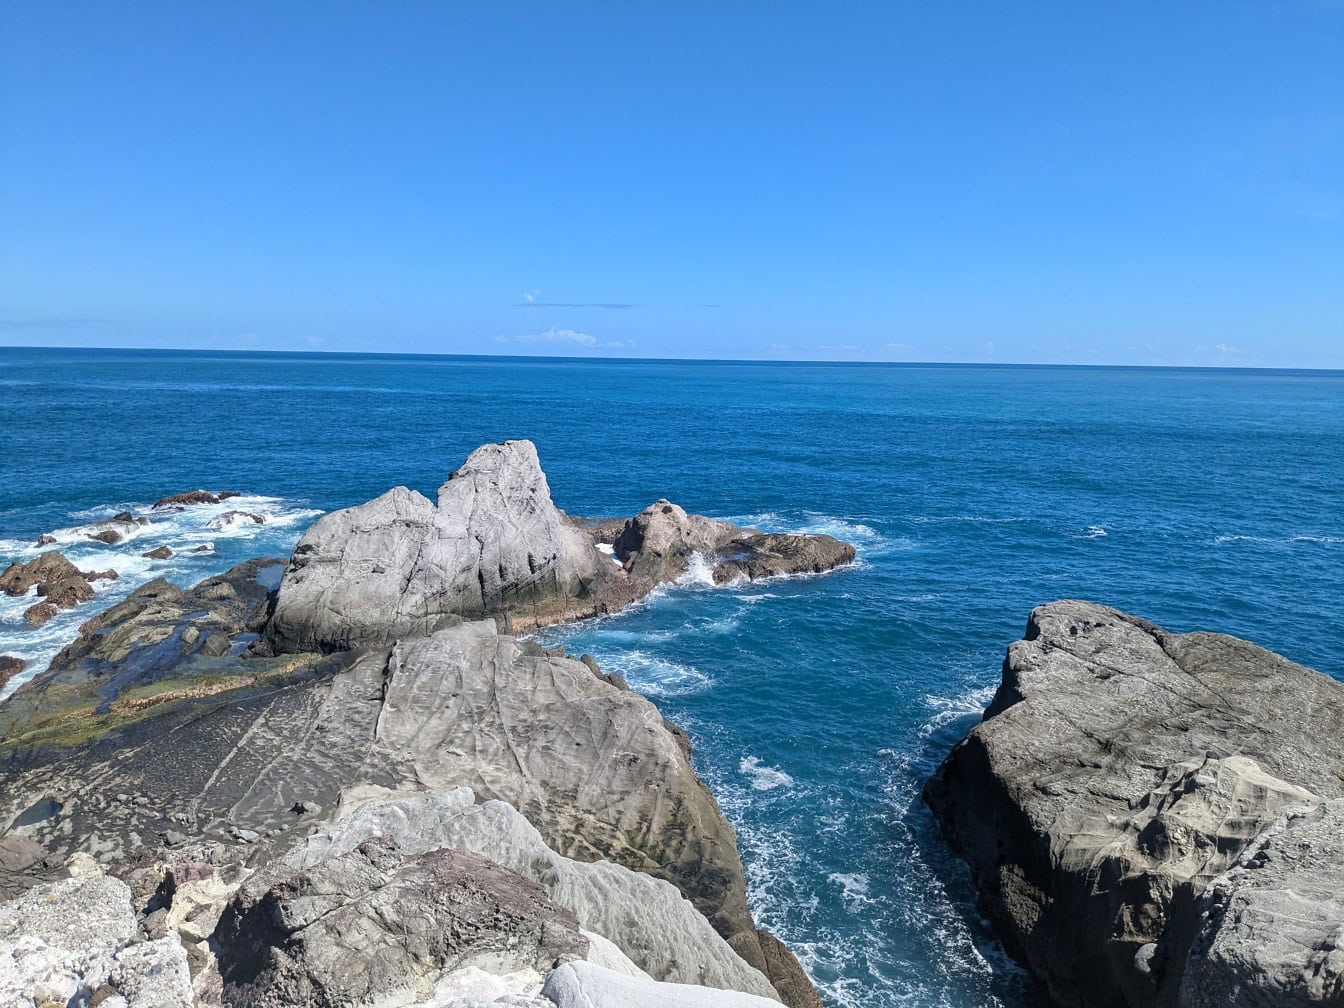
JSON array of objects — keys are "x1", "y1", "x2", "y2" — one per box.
[
  {"x1": 925, "y1": 600, "x2": 1344, "y2": 1008},
  {"x1": 0, "y1": 440, "x2": 855, "y2": 1008}
]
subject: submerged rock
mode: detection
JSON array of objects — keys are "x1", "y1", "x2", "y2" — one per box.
[
  {"x1": 142, "y1": 546, "x2": 174, "y2": 560},
  {"x1": 925, "y1": 600, "x2": 1344, "y2": 1008},
  {"x1": 152, "y1": 490, "x2": 241, "y2": 509}
]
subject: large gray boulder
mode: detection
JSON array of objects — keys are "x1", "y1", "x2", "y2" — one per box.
[
  {"x1": 264, "y1": 441, "x2": 614, "y2": 652},
  {"x1": 925, "y1": 600, "x2": 1344, "y2": 1008},
  {"x1": 286, "y1": 785, "x2": 779, "y2": 1000}
]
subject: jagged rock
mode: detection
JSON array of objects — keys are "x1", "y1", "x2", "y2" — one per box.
[
  {"x1": 87, "y1": 528, "x2": 123, "y2": 544},
  {"x1": 711, "y1": 533, "x2": 855, "y2": 583},
  {"x1": 543, "y1": 961, "x2": 784, "y2": 1008},
  {"x1": 153, "y1": 490, "x2": 239, "y2": 509},
  {"x1": 40, "y1": 573, "x2": 96, "y2": 608},
  {"x1": 285, "y1": 786, "x2": 779, "y2": 999},
  {"x1": 264, "y1": 440, "x2": 615, "y2": 652},
  {"x1": 1, "y1": 550, "x2": 86, "y2": 597},
  {"x1": 1180, "y1": 799, "x2": 1344, "y2": 1007},
  {"x1": 211, "y1": 510, "x2": 265, "y2": 529},
  {"x1": 142, "y1": 546, "x2": 174, "y2": 560},
  {"x1": 925, "y1": 600, "x2": 1344, "y2": 1008},
  {"x1": 34, "y1": 534, "x2": 56, "y2": 547},
  {"x1": 614, "y1": 499, "x2": 747, "y2": 582},
  {"x1": 214, "y1": 841, "x2": 587, "y2": 1008}
]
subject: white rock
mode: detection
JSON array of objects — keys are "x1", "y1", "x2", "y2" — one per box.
[{"x1": 543, "y1": 961, "x2": 785, "y2": 1008}]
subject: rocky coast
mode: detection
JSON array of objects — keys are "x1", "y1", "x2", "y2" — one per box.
[
  {"x1": 0, "y1": 440, "x2": 854, "y2": 1008},
  {"x1": 925, "y1": 600, "x2": 1344, "y2": 1008}
]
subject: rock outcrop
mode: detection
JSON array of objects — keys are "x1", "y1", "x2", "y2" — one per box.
[
  {"x1": 153, "y1": 490, "x2": 241, "y2": 509},
  {"x1": 925, "y1": 600, "x2": 1344, "y2": 1008},
  {"x1": 1, "y1": 550, "x2": 117, "y2": 627}
]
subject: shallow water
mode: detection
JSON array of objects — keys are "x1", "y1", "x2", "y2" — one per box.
[{"x1": 2, "y1": 348, "x2": 1341, "y2": 1006}]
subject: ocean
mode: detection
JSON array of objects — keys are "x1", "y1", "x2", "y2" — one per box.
[{"x1": 2, "y1": 347, "x2": 1341, "y2": 1007}]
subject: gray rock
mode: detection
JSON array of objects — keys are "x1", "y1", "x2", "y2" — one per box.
[
  {"x1": 264, "y1": 440, "x2": 614, "y2": 652},
  {"x1": 925, "y1": 600, "x2": 1344, "y2": 1008},
  {"x1": 614, "y1": 499, "x2": 747, "y2": 583},
  {"x1": 1180, "y1": 799, "x2": 1344, "y2": 1007},
  {"x1": 543, "y1": 961, "x2": 784, "y2": 1008},
  {"x1": 214, "y1": 841, "x2": 587, "y2": 1008},
  {"x1": 286, "y1": 785, "x2": 779, "y2": 999}
]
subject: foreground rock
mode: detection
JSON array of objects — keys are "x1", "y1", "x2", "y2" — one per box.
[
  {"x1": 265, "y1": 440, "x2": 853, "y2": 652},
  {"x1": 925, "y1": 600, "x2": 1344, "y2": 1008}
]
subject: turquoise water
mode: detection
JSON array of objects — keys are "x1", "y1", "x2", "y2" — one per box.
[{"x1": 2, "y1": 348, "x2": 1341, "y2": 1006}]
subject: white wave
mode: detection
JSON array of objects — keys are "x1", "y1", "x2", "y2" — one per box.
[
  {"x1": 739, "y1": 756, "x2": 794, "y2": 792},
  {"x1": 827, "y1": 872, "x2": 874, "y2": 908},
  {"x1": 676, "y1": 551, "x2": 720, "y2": 588},
  {"x1": 1215, "y1": 533, "x2": 1344, "y2": 546},
  {"x1": 595, "y1": 650, "x2": 712, "y2": 697},
  {"x1": 1085, "y1": 524, "x2": 1108, "y2": 539},
  {"x1": 910, "y1": 514, "x2": 1026, "y2": 525},
  {"x1": 918, "y1": 683, "x2": 998, "y2": 741}
]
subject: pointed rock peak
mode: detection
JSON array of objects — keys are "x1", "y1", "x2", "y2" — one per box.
[{"x1": 438, "y1": 439, "x2": 553, "y2": 510}]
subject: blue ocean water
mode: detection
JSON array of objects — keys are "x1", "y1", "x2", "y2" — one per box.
[{"x1": 2, "y1": 347, "x2": 1341, "y2": 1007}]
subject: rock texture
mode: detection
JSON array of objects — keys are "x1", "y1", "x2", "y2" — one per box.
[
  {"x1": 215, "y1": 841, "x2": 587, "y2": 1008},
  {"x1": 544, "y1": 961, "x2": 785, "y2": 1008},
  {"x1": 285, "y1": 785, "x2": 779, "y2": 999},
  {"x1": 925, "y1": 600, "x2": 1344, "y2": 1008},
  {"x1": 153, "y1": 490, "x2": 241, "y2": 509}
]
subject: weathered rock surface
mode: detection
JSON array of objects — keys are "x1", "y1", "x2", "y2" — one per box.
[
  {"x1": 142, "y1": 545, "x2": 174, "y2": 560},
  {"x1": 0, "y1": 656, "x2": 24, "y2": 692},
  {"x1": 1180, "y1": 799, "x2": 1344, "y2": 1008},
  {"x1": 2, "y1": 550, "x2": 118, "y2": 626},
  {"x1": 286, "y1": 785, "x2": 779, "y2": 999},
  {"x1": 925, "y1": 600, "x2": 1344, "y2": 1008},
  {"x1": 614, "y1": 499, "x2": 748, "y2": 582},
  {"x1": 0, "y1": 873, "x2": 192, "y2": 1008},
  {"x1": 215, "y1": 840, "x2": 587, "y2": 1008},
  {"x1": 543, "y1": 961, "x2": 784, "y2": 1008},
  {"x1": 264, "y1": 441, "x2": 615, "y2": 652}
]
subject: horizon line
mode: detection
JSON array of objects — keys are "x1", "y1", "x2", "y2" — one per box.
[{"x1": 1, "y1": 342, "x2": 1341, "y2": 374}]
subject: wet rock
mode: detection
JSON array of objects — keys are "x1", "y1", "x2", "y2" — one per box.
[
  {"x1": 0, "y1": 655, "x2": 25, "y2": 691},
  {"x1": 925, "y1": 600, "x2": 1344, "y2": 1008},
  {"x1": 34, "y1": 535, "x2": 56, "y2": 547},
  {"x1": 711, "y1": 532, "x2": 855, "y2": 582},
  {"x1": 0, "y1": 836, "x2": 68, "y2": 901},
  {"x1": 87, "y1": 529, "x2": 123, "y2": 545},
  {"x1": 614, "y1": 499, "x2": 747, "y2": 582},
  {"x1": 192, "y1": 545, "x2": 212, "y2": 553},
  {"x1": 141, "y1": 546, "x2": 173, "y2": 560},
  {"x1": 40, "y1": 574, "x2": 95, "y2": 608},
  {"x1": 1, "y1": 551, "x2": 86, "y2": 597},
  {"x1": 212, "y1": 510, "x2": 265, "y2": 528},
  {"x1": 153, "y1": 490, "x2": 226, "y2": 509},
  {"x1": 21, "y1": 602, "x2": 57, "y2": 628}
]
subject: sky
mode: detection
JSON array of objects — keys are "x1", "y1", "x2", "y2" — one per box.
[{"x1": 1, "y1": 3, "x2": 1341, "y2": 367}]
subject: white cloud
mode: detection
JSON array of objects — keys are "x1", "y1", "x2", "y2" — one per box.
[
  {"x1": 523, "y1": 289, "x2": 541, "y2": 303},
  {"x1": 1215, "y1": 342, "x2": 1242, "y2": 354},
  {"x1": 497, "y1": 328, "x2": 632, "y2": 350}
]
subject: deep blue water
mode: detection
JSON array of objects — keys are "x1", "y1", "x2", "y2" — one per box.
[{"x1": 2, "y1": 347, "x2": 1342, "y2": 1007}]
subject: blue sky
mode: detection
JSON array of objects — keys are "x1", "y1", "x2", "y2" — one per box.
[{"x1": 1, "y1": 3, "x2": 1340, "y2": 366}]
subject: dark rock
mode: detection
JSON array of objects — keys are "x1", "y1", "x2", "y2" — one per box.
[
  {"x1": 1, "y1": 551, "x2": 85, "y2": 597},
  {"x1": 924, "y1": 600, "x2": 1344, "y2": 1008},
  {"x1": 757, "y1": 929, "x2": 826, "y2": 1008},
  {"x1": 40, "y1": 574, "x2": 95, "y2": 608},
  {"x1": 0, "y1": 834, "x2": 69, "y2": 900},
  {"x1": 22, "y1": 601, "x2": 58, "y2": 627},
  {"x1": 712, "y1": 532, "x2": 855, "y2": 582},
  {"x1": 34, "y1": 534, "x2": 56, "y2": 547},
  {"x1": 192, "y1": 545, "x2": 212, "y2": 553},
  {"x1": 153, "y1": 490, "x2": 224, "y2": 509},
  {"x1": 141, "y1": 546, "x2": 174, "y2": 560},
  {"x1": 86, "y1": 529, "x2": 123, "y2": 545},
  {"x1": 0, "y1": 654, "x2": 25, "y2": 691},
  {"x1": 85, "y1": 569, "x2": 119, "y2": 583},
  {"x1": 214, "y1": 842, "x2": 587, "y2": 1008}
]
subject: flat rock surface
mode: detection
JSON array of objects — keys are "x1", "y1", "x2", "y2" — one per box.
[{"x1": 925, "y1": 600, "x2": 1344, "y2": 1008}]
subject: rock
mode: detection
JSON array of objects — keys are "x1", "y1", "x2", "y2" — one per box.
[
  {"x1": 211, "y1": 510, "x2": 265, "y2": 528},
  {"x1": 614, "y1": 499, "x2": 747, "y2": 582},
  {"x1": 0, "y1": 655, "x2": 25, "y2": 691},
  {"x1": 214, "y1": 841, "x2": 587, "y2": 1008},
  {"x1": 1, "y1": 550, "x2": 86, "y2": 597},
  {"x1": 285, "y1": 786, "x2": 779, "y2": 999},
  {"x1": 0, "y1": 835, "x2": 68, "y2": 901},
  {"x1": 711, "y1": 533, "x2": 855, "y2": 583},
  {"x1": 141, "y1": 546, "x2": 173, "y2": 560},
  {"x1": 40, "y1": 574, "x2": 95, "y2": 608},
  {"x1": 543, "y1": 961, "x2": 784, "y2": 1008},
  {"x1": 289, "y1": 800, "x2": 321, "y2": 815},
  {"x1": 192, "y1": 544, "x2": 212, "y2": 552},
  {"x1": 264, "y1": 440, "x2": 615, "y2": 652},
  {"x1": 22, "y1": 602, "x2": 57, "y2": 628},
  {"x1": 1180, "y1": 798, "x2": 1344, "y2": 1008},
  {"x1": 924, "y1": 600, "x2": 1344, "y2": 1008},
  {"x1": 34, "y1": 535, "x2": 56, "y2": 547},
  {"x1": 85, "y1": 568, "x2": 119, "y2": 582},
  {"x1": 87, "y1": 529, "x2": 123, "y2": 544},
  {"x1": 153, "y1": 490, "x2": 226, "y2": 509},
  {"x1": 108, "y1": 938, "x2": 194, "y2": 1008}
]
